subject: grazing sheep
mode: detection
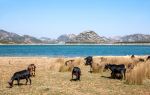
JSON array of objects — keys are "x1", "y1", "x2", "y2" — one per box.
[
  {"x1": 146, "y1": 56, "x2": 150, "y2": 61},
  {"x1": 104, "y1": 64, "x2": 126, "y2": 80},
  {"x1": 71, "y1": 67, "x2": 81, "y2": 81},
  {"x1": 8, "y1": 69, "x2": 31, "y2": 88},
  {"x1": 131, "y1": 55, "x2": 135, "y2": 59},
  {"x1": 84, "y1": 56, "x2": 93, "y2": 72},
  {"x1": 65, "y1": 60, "x2": 75, "y2": 66},
  {"x1": 138, "y1": 58, "x2": 145, "y2": 62},
  {"x1": 27, "y1": 64, "x2": 36, "y2": 77}
]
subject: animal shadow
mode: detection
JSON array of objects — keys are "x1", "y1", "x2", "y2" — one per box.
[
  {"x1": 70, "y1": 79, "x2": 80, "y2": 81},
  {"x1": 14, "y1": 83, "x2": 27, "y2": 86},
  {"x1": 101, "y1": 76, "x2": 123, "y2": 80},
  {"x1": 6, "y1": 86, "x2": 12, "y2": 88},
  {"x1": 6, "y1": 83, "x2": 27, "y2": 88},
  {"x1": 88, "y1": 71, "x2": 93, "y2": 73},
  {"x1": 101, "y1": 76, "x2": 113, "y2": 79}
]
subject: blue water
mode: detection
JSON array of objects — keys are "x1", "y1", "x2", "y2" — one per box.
[{"x1": 0, "y1": 45, "x2": 150, "y2": 57}]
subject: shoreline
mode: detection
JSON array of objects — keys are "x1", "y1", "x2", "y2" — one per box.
[
  {"x1": 0, "y1": 43, "x2": 150, "y2": 45},
  {"x1": 0, "y1": 55, "x2": 147, "y2": 58}
]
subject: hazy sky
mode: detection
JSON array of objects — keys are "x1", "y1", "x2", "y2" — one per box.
[{"x1": 0, "y1": 0, "x2": 150, "y2": 38}]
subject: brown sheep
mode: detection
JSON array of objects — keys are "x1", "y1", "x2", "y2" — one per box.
[
  {"x1": 27, "y1": 64, "x2": 36, "y2": 77},
  {"x1": 146, "y1": 56, "x2": 150, "y2": 61},
  {"x1": 131, "y1": 55, "x2": 135, "y2": 59},
  {"x1": 65, "y1": 60, "x2": 75, "y2": 66}
]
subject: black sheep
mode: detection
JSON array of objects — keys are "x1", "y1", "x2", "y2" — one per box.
[
  {"x1": 71, "y1": 67, "x2": 81, "y2": 81},
  {"x1": 84, "y1": 56, "x2": 93, "y2": 72},
  {"x1": 8, "y1": 69, "x2": 31, "y2": 88},
  {"x1": 104, "y1": 64, "x2": 126, "y2": 80}
]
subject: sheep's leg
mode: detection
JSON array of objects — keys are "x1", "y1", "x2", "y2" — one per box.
[
  {"x1": 90, "y1": 65, "x2": 93, "y2": 73},
  {"x1": 25, "y1": 78, "x2": 28, "y2": 85},
  {"x1": 29, "y1": 78, "x2": 31, "y2": 85},
  {"x1": 111, "y1": 72, "x2": 113, "y2": 78},
  {"x1": 121, "y1": 71, "x2": 125, "y2": 80},
  {"x1": 111, "y1": 72, "x2": 115, "y2": 79},
  {"x1": 78, "y1": 75, "x2": 80, "y2": 81},
  {"x1": 79, "y1": 72, "x2": 81, "y2": 81},
  {"x1": 72, "y1": 73, "x2": 73, "y2": 80},
  {"x1": 31, "y1": 72, "x2": 33, "y2": 77},
  {"x1": 34, "y1": 71, "x2": 35, "y2": 76},
  {"x1": 124, "y1": 70, "x2": 126, "y2": 80},
  {"x1": 17, "y1": 79, "x2": 20, "y2": 85}
]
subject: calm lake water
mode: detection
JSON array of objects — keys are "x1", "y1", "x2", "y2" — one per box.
[{"x1": 0, "y1": 45, "x2": 150, "y2": 57}]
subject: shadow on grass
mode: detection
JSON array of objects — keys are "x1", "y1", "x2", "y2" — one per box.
[
  {"x1": 6, "y1": 83, "x2": 31, "y2": 88},
  {"x1": 6, "y1": 86, "x2": 12, "y2": 88},
  {"x1": 101, "y1": 76, "x2": 123, "y2": 81},
  {"x1": 70, "y1": 79, "x2": 81, "y2": 81},
  {"x1": 101, "y1": 76, "x2": 112, "y2": 79},
  {"x1": 88, "y1": 71, "x2": 93, "y2": 73},
  {"x1": 14, "y1": 83, "x2": 28, "y2": 86}
]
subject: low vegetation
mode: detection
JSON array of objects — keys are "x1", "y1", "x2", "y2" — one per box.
[{"x1": 0, "y1": 56, "x2": 150, "y2": 95}]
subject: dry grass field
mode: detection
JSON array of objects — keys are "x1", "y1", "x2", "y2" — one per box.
[{"x1": 0, "y1": 56, "x2": 150, "y2": 95}]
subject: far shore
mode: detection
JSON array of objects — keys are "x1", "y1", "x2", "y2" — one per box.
[
  {"x1": 0, "y1": 43, "x2": 150, "y2": 45},
  {"x1": 0, "y1": 55, "x2": 148, "y2": 58}
]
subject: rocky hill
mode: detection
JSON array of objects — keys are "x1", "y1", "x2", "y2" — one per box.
[
  {"x1": 0, "y1": 30, "x2": 42, "y2": 44},
  {"x1": 58, "y1": 31, "x2": 107, "y2": 44},
  {"x1": 73, "y1": 31, "x2": 106, "y2": 43},
  {"x1": 0, "y1": 30, "x2": 25, "y2": 44},
  {"x1": 23, "y1": 35, "x2": 42, "y2": 44},
  {"x1": 57, "y1": 34, "x2": 76, "y2": 42},
  {"x1": 120, "y1": 34, "x2": 150, "y2": 42},
  {"x1": 0, "y1": 29, "x2": 150, "y2": 44}
]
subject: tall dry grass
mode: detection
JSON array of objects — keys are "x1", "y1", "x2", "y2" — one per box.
[
  {"x1": 125, "y1": 61, "x2": 150, "y2": 85},
  {"x1": 92, "y1": 63, "x2": 104, "y2": 73},
  {"x1": 145, "y1": 61, "x2": 150, "y2": 79},
  {"x1": 48, "y1": 57, "x2": 65, "y2": 72},
  {"x1": 44, "y1": 56, "x2": 150, "y2": 85},
  {"x1": 58, "y1": 58, "x2": 83, "y2": 72},
  {"x1": 91, "y1": 56, "x2": 134, "y2": 73},
  {"x1": 91, "y1": 56, "x2": 147, "y2": 73},
  {"x1": 91, "y1": 56, "x2": 150, "y2": 85},
  {"x1": 91, "y1": 57, "x2": 106, "y2": 73}
]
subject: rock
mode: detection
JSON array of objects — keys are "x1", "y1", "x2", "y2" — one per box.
[
  {"x1": 62, "y1": 30, "x2": 107, "y2": 44},
  {"x1": 57, "y1": 34, "x2": 76, "y2": 42},
  {"x1": 120, "y1": 34, "x2": 150, "y2": 42}
]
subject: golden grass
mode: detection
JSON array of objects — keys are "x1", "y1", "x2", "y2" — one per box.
[
  {"x1": 0, "y1": 56, "x2": 150, "y2": 95},
  {"x1": 91, "y1": 56, "x2": 147, "y2": 73},
  {"x1": 92, "y1": 56, "x2": 150, "y2": 85},
  {"x1": 58, "y1": 57, "x2": 83, "y2": 72},
  {"x1": 125, "y1": 61, "x2": 150, "y2": 85},
  {"x1": 90, "y1": 57, "x2": 105, "y2": 73},
  {"x1": 145, "y1": 61, "x2": 150, "y2": 79},
  {"x1": 125, "y1": 63, "x2": 146, "y2": 84},
  {"x1": 91, "y1": 56, "x2": 134, "y2": 73}
]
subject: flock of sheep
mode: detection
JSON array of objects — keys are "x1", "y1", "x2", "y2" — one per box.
[{"x1": 8, "y1": 55, "x2": 150, "y2": 88}]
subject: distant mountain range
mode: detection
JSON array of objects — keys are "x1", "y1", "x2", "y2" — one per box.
[
  {"x1": 120, "y1": 34, "x2": 150, "y2": 43},
  {"x1": 0, "y1": 29, "x2": 150, "y2": 44},
  {"x1": 57, "y1": 31, "x2": 109, "y2": 44},
  {"x1": 0, "y1": 30, "x2": 42, "y2": 44}
]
